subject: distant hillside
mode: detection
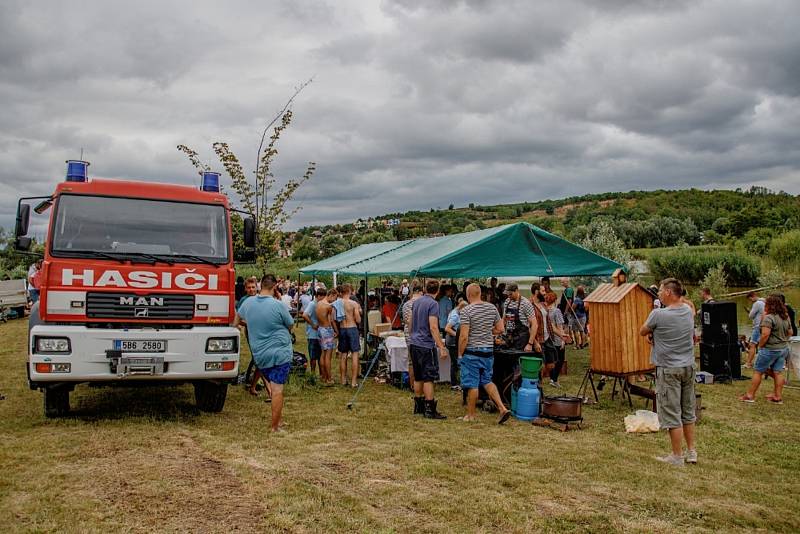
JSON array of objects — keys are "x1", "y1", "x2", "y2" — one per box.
[{"x1": 288, "y1": 187, "x2": 800, "y2": 260}]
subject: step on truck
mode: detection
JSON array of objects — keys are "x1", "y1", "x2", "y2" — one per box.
[{"x1": 14, "y1": 160, "x2": 256, "y2": 417}]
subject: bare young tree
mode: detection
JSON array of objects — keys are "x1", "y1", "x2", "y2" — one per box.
[{"x1": 178, "y1": 79, "x2": 316, "y2": 264}]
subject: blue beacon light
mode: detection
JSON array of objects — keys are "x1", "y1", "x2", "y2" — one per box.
[
  {"x1": 65, "y1": 160, "x2": 90, "y2": 182},
  {"x1": 201, "y1": 171, "x2": 220, "y2": 192}
]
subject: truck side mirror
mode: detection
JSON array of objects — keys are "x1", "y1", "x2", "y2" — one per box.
[
  {"x1": 243, "y1": 217, "x2": 256, "y2": 248},
  {"x1": 15, "y1": 236, "x2": 32, "y2": 251},
  {"x1": 15, "y1": 203, "x2": 30, "y2": 237}
]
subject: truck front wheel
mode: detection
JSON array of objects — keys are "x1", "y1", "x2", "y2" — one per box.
[
  {"x1": 44, "y1": 386, "x2": 70, "y2": 418},
  {"x1": 194, "y1": 382, "x2": 228, "y2": 412}
]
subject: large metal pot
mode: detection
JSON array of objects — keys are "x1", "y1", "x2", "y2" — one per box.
[{"x1": 542, "y1": 396, "x2": 583, "y2": 419}]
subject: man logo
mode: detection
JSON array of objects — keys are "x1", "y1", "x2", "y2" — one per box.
[
  {"x1": 134, "y1": 308, "x2": 149, "y2": 317},
  {"x1": 120, "y1": 296, "x2": 165, "y2": 306}
]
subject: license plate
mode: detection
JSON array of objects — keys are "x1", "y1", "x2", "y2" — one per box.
[{"x1": 113, "y1": 339, "x2": 167, "y2": 353}]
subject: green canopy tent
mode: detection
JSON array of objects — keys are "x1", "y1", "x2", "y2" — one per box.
[
  {"x1": 300, "y1": 222, "x2": 623, "y2": 278},
  {"x1": 299, "y1": 222, "x2": 623, "y2": 359}
]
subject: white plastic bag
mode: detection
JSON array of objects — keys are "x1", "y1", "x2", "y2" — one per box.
[{"x1": 624, "y1": 410, "x2": 660, "y2": 433}]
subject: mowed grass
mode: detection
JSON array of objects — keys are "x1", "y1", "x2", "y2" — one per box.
[{"x1": 1, "y1": 319, "x2": 799, "y2": 533}]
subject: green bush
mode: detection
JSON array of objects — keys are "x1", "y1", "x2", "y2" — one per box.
[
  {"x1": 769, "y1": 230, "x2": 800, "y2": 270},
  {"x1": 739, "y1": 227, "x2": 775, "y2": 256},
  {"x1": 695, "y1": 263, "x2": 728, "y2": 307},
  {"x1": 649, "y1": 248, "x2": 760, "y2": 285}
]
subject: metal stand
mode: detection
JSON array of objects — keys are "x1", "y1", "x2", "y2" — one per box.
[
  {"x1": 577, "y1": 369, "x2": 652, "y2": 408},
  {"x1": 346, "y1": 341, "x2": 384, "y2": 410},
  {"x1": 577, "y1": 368, "x2": 599, "y2": 403}
]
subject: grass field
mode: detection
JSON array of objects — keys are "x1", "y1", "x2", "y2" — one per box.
[{"x1": 1, "y1": 318, "x2": 799, "y2": 533}]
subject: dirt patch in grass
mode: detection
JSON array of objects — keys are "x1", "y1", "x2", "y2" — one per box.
[{"x1": 74, "y1": 431, "x2": 264, "y2": 532}]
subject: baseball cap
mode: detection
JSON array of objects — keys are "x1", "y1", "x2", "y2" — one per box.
[{"x1": 504, "y1": 283, "x2": 519, "y2": 294}]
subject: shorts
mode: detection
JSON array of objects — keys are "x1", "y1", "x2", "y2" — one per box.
[
  {"x1": 260, "y1": 361, "x2": 292, "y2": 385},
  {"x1": 307, "y1": 338, "x2": 321, "y2": 361},
  {"x1": 656, "y1": 366, "x2": 696, "y2": 430},
  {"x1": 754, "y1": 347, "x2": 788, "y2": 373},
  {"x1": 750, "y1": 326, "x2": 761, "y2": 344},
  {"x1": 319, "y1": 326, "x2": 336, "y2": 351},
  {"x1": 338, "y1": 327, "x2": 361, "y2": 353},
  {"x1": 543, "y1": 340, "x2": 558, "y2": 364},
  {"x1": 409, "y1": 344, "x2": 440, "y2": 382},
  {"x1": 461, "y1": 354, "x2": 494, "y2": 390},
  {"x1": 568, "y1": 315, "x2": 586, "y2": 333}
]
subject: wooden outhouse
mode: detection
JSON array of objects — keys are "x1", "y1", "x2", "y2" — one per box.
[{"x1": 584, "y1": 273, "x2": 655, "y2": 376}]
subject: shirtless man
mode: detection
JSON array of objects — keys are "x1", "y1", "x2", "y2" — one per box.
[
  {"x1": 316, "y1": 288, "x2": 339, "y2": 385},
  {"x1": 338, "y1": 284, "x2": 363, "y2": 387}
]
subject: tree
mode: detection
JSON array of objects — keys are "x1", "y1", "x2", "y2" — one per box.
[
  {"x1": 292, "y1": 236, "x2": 319, "y2": 261},
  {"x1": 319, "y1": 235, "x2": 348, "y2": 258},
  {"x1": 448, "y1": 204, "x2": 454, "y2": 210},
  {"x1": 695, "y1": 264, "x2": 727, "y2": 307},
  {"x1": 178, "y1": 80, "x2": 315, "y2": 265},
  {"x1": 577, "y1": 219, "x2": 633, "y2": 274}
]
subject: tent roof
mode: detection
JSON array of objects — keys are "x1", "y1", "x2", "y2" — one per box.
[{"x1": 299, "y1": 222, "x2": 623, "y2": 278}]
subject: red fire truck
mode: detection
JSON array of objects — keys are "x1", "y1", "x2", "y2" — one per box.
[{"x1": 14, "y1": 160, "x2": 255, "y2": 417}]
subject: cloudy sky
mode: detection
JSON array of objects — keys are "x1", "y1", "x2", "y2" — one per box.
[{"x1": 2, "y1": 0, "x2": 799, "y2": 233}]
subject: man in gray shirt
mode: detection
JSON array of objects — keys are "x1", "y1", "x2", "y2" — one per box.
[
  {"x1": 640, "y1": 278, "x2": 697, "y2": 467},
  {"x1": 745, "y1": 291, "x2": 766, "y2": 368}
]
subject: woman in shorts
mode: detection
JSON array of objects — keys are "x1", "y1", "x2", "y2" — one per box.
[{"x1": 740, "y1": 294, "x2": 791, "y2": 404}]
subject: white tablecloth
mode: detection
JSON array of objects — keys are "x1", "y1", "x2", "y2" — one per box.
[{"x1": 384, "y1": 336, "x2": 451, "y2": 382}]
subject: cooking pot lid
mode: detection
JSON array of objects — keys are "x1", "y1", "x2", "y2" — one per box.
[{"x1": 545, "y1": 396, "x2": 583, "y2": 403}]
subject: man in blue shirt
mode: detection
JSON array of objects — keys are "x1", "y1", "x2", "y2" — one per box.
[
  {"x1": 235, "y1": 274, "x2": 295, "y2": 433},
  {"x1": 409, "y1": 279, "x2": 447, "y2": 419}
]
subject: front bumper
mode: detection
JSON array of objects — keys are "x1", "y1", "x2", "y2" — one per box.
[{"x1": 29, "y1": 325, "x2": 240, "y2": 383}]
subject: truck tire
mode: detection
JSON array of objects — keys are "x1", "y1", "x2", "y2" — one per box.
[
  {"x1": 194, "y1": 382, "x2": 228, "y2": 412},
  {"x1": 44, "y1": 386, "x2": 70, "y2": 418}
]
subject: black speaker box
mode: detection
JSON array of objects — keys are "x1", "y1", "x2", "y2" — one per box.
[
  {"x1": 701, "y1": 300, "x2": 738, "y2": 345},
  {"x1": 700, "y1": 342, "x2": 741, "y2": 379}
]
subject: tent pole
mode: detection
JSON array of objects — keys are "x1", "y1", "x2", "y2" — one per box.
[
  {"x1": 363, "y1": 274, "x2": 369, "y2": 361},
  {"x1": 333, "y1": 271, "x2": 338, "y2": 288}
]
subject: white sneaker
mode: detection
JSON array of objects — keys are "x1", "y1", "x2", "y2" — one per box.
[
  {"x1": 685, "y1": 449, "x2": 698, "y2": 464},
  {"x1": 655, "y1": 454, "x2": 685, "y2": 466},
  {"x1": 549, "y1": 380, "x2": 561, "y2": 388}
]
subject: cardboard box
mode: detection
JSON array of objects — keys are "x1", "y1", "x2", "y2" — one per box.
[
  {"x1": 372, "y1": 322, "x2": 392, "y2": 336},
  {"x1": 695, "y1": 371, "x2": 714, "y2": 384}
]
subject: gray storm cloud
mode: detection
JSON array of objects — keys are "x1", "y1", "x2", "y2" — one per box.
[{"x1": 1, "y1": 0, "x2": 798, "y2": 233}]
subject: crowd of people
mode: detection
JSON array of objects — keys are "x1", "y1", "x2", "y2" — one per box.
[
  {"x1": 234, "y1": 273, "x2": 593, "y2": 427},
  {"x1": 233, "y1": 270, "x2": 797, "y2": 466}
]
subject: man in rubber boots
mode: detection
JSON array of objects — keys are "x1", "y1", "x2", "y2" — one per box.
[{"x1": 408, "y1": 279, "x2": 448, "y2": 419}]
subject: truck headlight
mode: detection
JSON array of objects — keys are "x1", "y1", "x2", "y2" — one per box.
[
  {"x1": 206, "y1": 337, "x2": 237, "y2": 353},
  {"x1": 35, "y1": 337, "x2": 71, "y2": 354}
]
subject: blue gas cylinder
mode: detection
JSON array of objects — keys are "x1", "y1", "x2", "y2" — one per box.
[
  {"x1": 515, "y1": 385, "x2": 541, "y2": 421},
  {"x1": 520, "y1": 377, "x2": 539, "y2": 390}
]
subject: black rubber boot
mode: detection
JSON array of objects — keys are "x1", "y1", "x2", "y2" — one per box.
[
  {"x1": 424, "y1": 399, "x2": 447, "y2": 419},
  {"x1": 413, "y1": 396, "x2": 425, "y2": 415}
]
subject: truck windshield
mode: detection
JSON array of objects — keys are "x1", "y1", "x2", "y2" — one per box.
[{"x1": 51, "y1": 194, "x2": 229, "y2": 264}]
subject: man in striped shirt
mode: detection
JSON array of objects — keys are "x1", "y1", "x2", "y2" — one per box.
[{"x1": 458, "y1": 283, "x2": 511, "y2": 424}]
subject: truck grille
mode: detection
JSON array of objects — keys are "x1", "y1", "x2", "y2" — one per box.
[{"x1": 86, "y1": 292, "x2": 195, "y2": 320}]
